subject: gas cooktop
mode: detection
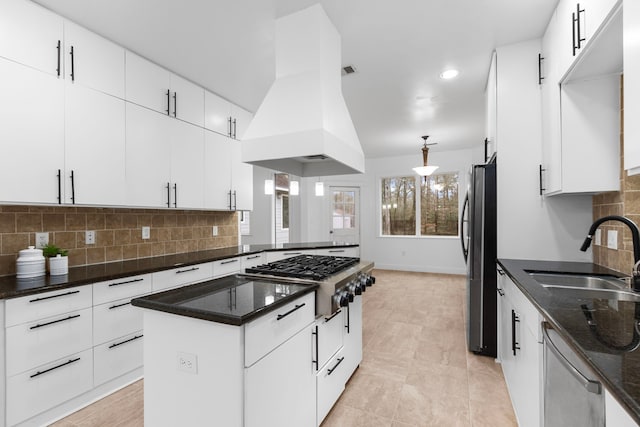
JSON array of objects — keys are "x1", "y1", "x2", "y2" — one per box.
[{"x1": 245, "y1": 255, "x2": 359, "y2": 281}]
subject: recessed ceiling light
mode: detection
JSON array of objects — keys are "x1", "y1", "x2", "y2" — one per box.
[{"x1": 439, "y1": 69, "x2": 459, "y2": 80}]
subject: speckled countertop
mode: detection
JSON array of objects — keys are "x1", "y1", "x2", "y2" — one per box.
[
  {"x1": 0, "y1": 241, "x2": 357, "y2": 300},
  {"x1": 498, "y1": 259, "x2": 640, "y2": 424}
]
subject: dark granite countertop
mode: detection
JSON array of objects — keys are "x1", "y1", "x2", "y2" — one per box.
[
  {"x1": 131, "y1": 275, "x2": 318, "y2": 326},
  {"x1": 0, "y1": 241, "x2": 357, "y2": 300},
  {"x1": 498, "y1": 258, "x2": 640, "y2": 424}
]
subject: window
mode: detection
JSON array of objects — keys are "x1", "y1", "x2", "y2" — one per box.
[
  {"x1": 332, "y1": 190, "x2": 356, "y2": 229},
  {"x1": 420, "y1": 172, "x2": 459, "y2": 236},
  {"x1": 381, "y1": 172, "x2": 459, "y2": 237},
  {"x1": 282, "y1": 195, "x2": 289, "y2": 229},
  {"x1": 381, "y1": 177, "x2": 416, "y2": 235}
]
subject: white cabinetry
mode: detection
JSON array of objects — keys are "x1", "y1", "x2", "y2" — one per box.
[
  {"x1": 497, "y1": 272, "x2": 542, "y2": 427},
  {"x1": 315, "y1": 247, "x2": 359, "y2": 258},
  {"x1": 170, "y1": 74, "x2": 204, "y2": 127},
  {"x1": 241, "y1": 253, "x2": 265, "y2": 271},
  {"x1": 205, "y1": 91, "x2": 253, "y2": 140},
  {"x1": 485, "y1": 52, "x2": 497, "y2": 159},
  {"x1": 624, "y1": 0, "x2": 640, "y2": 176},
  {"x1": 231, "y1": 139, "x2": 254, "y2": 210},
  {"x1": 606, "y1": 389, "x2": 639, "y2": 426},
  {"x1": 204, "y1": 130, "x2": 233, "y2": 209},
  {"x1": 266, "y1": 249, "x2": 316, "y2": 263},
  {"x1": 170, "y1": 119, "x2": 205, "y2": 209},
  {"x1": 152, "y1": 262, "x2": 214, "y2": 292},
  {"x1": 212, "y1": 257, "x2": 241, "y2": 278}
]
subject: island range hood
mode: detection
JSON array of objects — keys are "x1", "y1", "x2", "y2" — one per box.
[{"x1": 241, "y1": 4, "x2": 365, "y2": 177}]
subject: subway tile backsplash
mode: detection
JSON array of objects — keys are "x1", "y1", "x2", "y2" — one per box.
[{"x1": 0, "y1": 205, "x2": 238, "y2": 276}]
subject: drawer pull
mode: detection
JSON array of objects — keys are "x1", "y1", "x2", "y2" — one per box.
[
  {"x1": 328, "y1": 250, "x2": 345, "y2": 253},
  {"x1": 327, "y1": 357, "x2": 345, "y2": 375},
  {"x1": 109, "y1": 334, "x2": 144, "y2": 349},
  {"x1": 220, "y1": 259, "x2": 239, "y2": 265},
  {"x1": 312, "y1": 326, "x2": 319, "y2": 371},
  {"x1": 246, "y1": 255, "x2": 261, "y2": 260},
  {"x1": 497, "y1": 288, "x2": 505, "y2": 296},
  {"x1": 30, "y1": 357, "x2": 81, "y2": 379},
  {"x1": 30, "y1": 314, "x2": 80, "y2": 330},
  {"x1": 109, "y1": 278, "x2": 144, "y2": 287},
  {"x1": 109, "y1": 301, "x2": 131, "y2": 310},
  {"x1": 276, "y1": 303, "x2": 306, "y2": 321},
  {"x1": 29, "y1": 289, "x2": 80, "y2": 303},
  {"x1": 324, "y1": 309, "x2": 342, "y2": 323},
  {"x1": 176, "y1": 267, "x2": 199, "y2": 274},
  {"x1": 284, "y1": 252, "x2": 302, "y2": 255}
]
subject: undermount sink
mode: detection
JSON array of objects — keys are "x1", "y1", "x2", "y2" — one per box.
[{"x1": 527, "y1": 272, "x2": 640, "y2": 301}]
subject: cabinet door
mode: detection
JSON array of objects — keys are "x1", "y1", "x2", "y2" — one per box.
[
  {"x1": 63, "y1": 21, "x2": 125, "y2": 99},
  {"x1": 125, "y1": 51, "x2": 171, "y2": 115},
  {"x1": 485, "y1": 52, "x2": 497, "y2": 158},
  {"x1": 204, "y1": 90, "x2": 232, "y2": 136},
  {"x1": 170, "y1": 74, "x2": 204, "y2": 127},
  {"x1": 125, "y1": 103, "x2": 172, "y2": 207},
  {"x1": 555, "y1": 0, "x2": 578, "y2": 78},
  {"x1": 580, "y1": 0, "x2": 620, "y2": 48},
  {"x1": 231, "y1": 104, "x2": 253, "y2": 140},
  {"x1": 0, "y1": 58, "x2": 65, "y2": 204},
  {"x1": 624, "y1": 0, "x2": 640, "y2": 176},
  {"x1": 170, "y1": 119, "x2": 204, "y2": 209},
  {"x1": 204, "y1": 130, "x2": 233, "y2": 210},
  {"x1": 0, "y1": 0, "x2": 63, "y2": 76},
  {"x1": 65, "y1": 84, "x2": 126, "y2": 205},
  {"x1": 343, "y1": 294, "x2": 362, "y2": 378},
  {"x1": 245, "y1": 325, "x2": 315, "y2": 427},
  {"x1": 231, "y1": 140, "x2": 253, "y2": 211}
]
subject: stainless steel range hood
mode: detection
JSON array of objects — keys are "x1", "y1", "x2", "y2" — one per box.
[{"x1": 241, "y1": 4, "x2": 365, "y2": 177}]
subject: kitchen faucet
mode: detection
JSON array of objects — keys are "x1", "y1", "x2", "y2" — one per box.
[{"x1": 580, "y1": 215, "x2": 640, "y2": 291}]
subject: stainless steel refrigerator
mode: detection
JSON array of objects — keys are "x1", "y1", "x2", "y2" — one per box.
[{"x1": 460, "y1": 157, "x2": 497, "y2": 357}]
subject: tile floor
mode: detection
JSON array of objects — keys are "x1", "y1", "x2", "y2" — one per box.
[{"x1": 51, "y1": 269, "x2": 516, "y2": 427}]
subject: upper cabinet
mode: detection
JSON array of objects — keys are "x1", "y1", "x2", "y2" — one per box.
[
  {"x1": 205, "y1": 90, "x2": 253, "y2": 140},
  {"x1": 485, "y1": 52, "x2": 497, "y2": 160},
  {"x1": 170, "y1": 74, "x2": 204, "y2": 127},
  {"x1": 624, "y1": 0, "x2": 640, "y2": 175}
]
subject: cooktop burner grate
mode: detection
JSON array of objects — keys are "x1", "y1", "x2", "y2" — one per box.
[{"x1": 245, "y1": 255, "x2": 359, "y2": 281}]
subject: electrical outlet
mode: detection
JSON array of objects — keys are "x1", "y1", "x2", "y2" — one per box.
[
  {"x1": 177, "y1": 352, "x2": 197, "y2": 374},
  {"x1": 35, "y1": 232, "x2": 49, "y2": 249},
  {"x1": 85, "y1": 230, "x2": 95, "y2": 245},
  {"x1": 607, "y1": 230, "x2": 618, "y2": 250},
  {"x1": 212, "y1": 226, "x2": 218, "y2": 236},
  {"x1": 595, "y1": 229, "x2": 602, "y2": 246},
  {"x1": 142, "y1": 226, "x2": 151, "y2": 240}
]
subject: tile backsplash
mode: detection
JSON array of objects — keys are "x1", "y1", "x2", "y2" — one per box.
[
  {"x1": 0, "y1": 205, "x2": 238, "y2": 276},
  {"x1": 593, "y1": 76, "x2": 640, "y2": 274}
]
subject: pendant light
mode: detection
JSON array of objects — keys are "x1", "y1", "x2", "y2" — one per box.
[{"x1": 412, "y1": 135, "x2": 439, "y2": 176}]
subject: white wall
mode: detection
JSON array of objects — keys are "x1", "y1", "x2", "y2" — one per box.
[
  {"x1": 495, "y1": 39, "x2": 592, "y2": 262},
  {"x1": 300, "y1": 148, "x2": 477, "y2": 275}
]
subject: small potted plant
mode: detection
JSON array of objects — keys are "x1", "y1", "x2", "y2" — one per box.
[{"x1": 42, "y1": 243, "x2": 69, "y2": 276}]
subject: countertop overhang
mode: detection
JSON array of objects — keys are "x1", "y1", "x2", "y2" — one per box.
[{"x1": 498, "y1": 258, "x2": 640, "y2": 424}]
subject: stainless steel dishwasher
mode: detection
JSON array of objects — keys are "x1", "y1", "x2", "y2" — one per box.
[{"x1": 543, "y1": 322, "x2": 604, "y2": 427}]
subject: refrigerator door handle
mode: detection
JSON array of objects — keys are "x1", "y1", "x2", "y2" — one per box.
[{"x1": 460, "y1": 192, "x2": 470, "y2": 263}]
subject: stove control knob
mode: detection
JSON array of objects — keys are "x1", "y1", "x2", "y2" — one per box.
[
  {"x1": 371, "y1": 275, "x2": 376, "y2": 284},
  {"x1": 339, "y1": 293, "x2": 350, "y2": 307},
  {"x1": 348, "y1": 292, "x2": 354, "y2": 302},
  {"x1": 354, "y1": 283, "x2": 362, "y2": 295}
]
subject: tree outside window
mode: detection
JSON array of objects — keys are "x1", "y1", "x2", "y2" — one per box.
[
  {"x1": 420, "y1": 172, "x2": 459, "y2": 236},
  {"x1": 381, "y1": 177, "x2": 416, "y2": 235}
]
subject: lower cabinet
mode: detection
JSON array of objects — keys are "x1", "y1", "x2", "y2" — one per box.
[
  {"x1": 93, "y1": 332, "x2": 143, "y2": 386},
  {"x1": 316, "y1": 347, "x2": 347, "y2": 424}
]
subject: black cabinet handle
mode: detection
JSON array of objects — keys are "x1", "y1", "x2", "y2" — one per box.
[
  {"x1": 497, "y1": 288, "x2": 505, "y2": 296},
  {"x1": 572, "y1": 12, "x2": 577, "y2": 56},
  {"x1": 228, "y1": 190, "x2": 233, "y2": 210},
  {"x1": 220, "y1": 259, "x2": 239, "y2": 265},
  {"x1": 576, "y1": 3, "x2": 585, "y2": 50},
  {"x1": 277, "y1": 303, "x2": 306, "y2": 320},
  {"x1": 173, "y1": 92, "x2": 177, "y2": 117},
  {"x1": 57, "y1": 169, "x2": 62, "y2": 204},
  {"x1": 228, "y1": 116, "x2": 232, "y2": 137},
  {"x1": 246, "y1": 255, "x2": 261, "y2": 260},
  {"x1": 312, "y1": 326, "x2": 319, "y2": 370},
  {"x1": 30, "y1": 357, "x2": 80, "y2": 379},
  {"x1": 70, "y1": 170, "x2": 76, "y2": 204},
  {"x1": 284, "y1": 252, "x2": 302, "y2": 256},
  {"x1": 166, "y1": 182, "x2": 171, "y2": 208},
  {"x1": 30, "y1": 289, "x2": 79, "y2": 303},
  {"x1": 233, "y1": 190, "x2": 237, "y2": 210},
  {"x1": 345, "y1": 304, "x2": 350, "y2": 333},
  {"x1": 176, "y1": 266, "x2": 199, "y2": 274},
  {"x1": 173, "y1": 183, "x2": 177, "y2": 208},
  {"x1": 166, "y1": 89, "x2": 171, "y2": 115},
  {"x1": 328, "y1": 250, "x2": 345, "y2": 253},
  {"x1": 497, "y1": 267, "x2": 505, "y2": 276},
  {"x1": 327, "y1": 357, "x2": 345, "y2": 375},
  {"x1": 108, "y1": 301, "x2": 131, "y2": 310},
  {"x1": 232, "y1": 118, "x2": 237, "y2": 139},
  {"x1": 109, "y1": 334, "x2": 143, "y2": 349},
  {"x1": 30, "y1": 314, "x2": 80, "y2": 330},
  {"x1": 538, "y1": 53, "x2": 544, "y2": 85},
  {"x1": 512, "y1": 310, "x2": 521, "y2": 356},
  {"x1": 109, "y1": 277, "x2": 144, "y2": 287},
  {"x1": 69, "y1": 45, "x2": 75, "y2": 81},
  {"x1": 56, "y1": 40, "x2": 61, "y2": 77},
  {"x1": 539, "y1": 164, "x2": 546, "y2": 195},
  {"x1": 324, "y1": 309, "x2": 342, "y2": 323}
]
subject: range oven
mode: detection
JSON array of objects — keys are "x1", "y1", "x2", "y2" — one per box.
[{"x1": 243, "y1": 255, "x2": 375, "y2": 316}]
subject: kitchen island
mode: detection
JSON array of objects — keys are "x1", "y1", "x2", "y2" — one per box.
[{"x1": 499, "y1": 259, "x2": 640, "y2": 426}]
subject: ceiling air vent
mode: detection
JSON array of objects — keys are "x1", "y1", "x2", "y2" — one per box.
[
  {"x1": 304, "y1": 155, "x2": 328, "y2": 161},
  {"x1": 341, "y1": 65, "x2": 356, "y2": 76}
]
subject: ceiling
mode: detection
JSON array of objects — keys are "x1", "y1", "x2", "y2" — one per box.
[{"x1": 33, "y1": 0, "x2": 558, "y2": 159}]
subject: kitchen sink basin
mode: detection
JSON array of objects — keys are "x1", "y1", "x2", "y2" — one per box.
[
  {"x1": 528, "y1": 272, "x2": 627, "y2": 291},
  {"x1": 542, "y1": 286, "x2": 640, "y2": 302}
]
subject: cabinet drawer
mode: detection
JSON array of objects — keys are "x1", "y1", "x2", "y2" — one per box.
[
  {"x1": 504, "y1": 277, "x2": 542, "y2": 342},
  {"x1": 241, "y1": 253, "x2": 264, "y2": 271},
  {"x1": 316, "y1": 310, "x2": 344, "y2": 369},
  {"x1": 245, "y1": 292, "x2": 315, "y2": 367},
  {"x1": 6, "y1": 285, "x2": 92, "y2": 327},
  {"x1": 152, "y1": 262, "x2": 213, "y2": 291},
  {"x1": 93, "y1": 274, "x2": 151, "y2": 305},
  {"x1": 317, "y1": 347, "x2": 347, "y2": 425},
  {"x1": 315, "y1": 247, "x2": 359, "y2": 258},
  {"x1": 94, "y1": 331, "x2": 144, "y2": 386},
  {"x1": 6, "y1": 307, "x2": 93, "y2": 376},
  {"x1": 213, "y1": 257, "x2": 241, "y2": 278},
  {"x1": 93, "y1": 298, "x2": 143, "y2": 345},
  {"x1": 265, "y1": 250, "x2": 315, "y2": 263},
  {"x1": 6, "y1": 348, "x2": 93, "y2": 426}
]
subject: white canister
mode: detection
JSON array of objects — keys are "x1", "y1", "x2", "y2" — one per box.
[
  {"x1": 16, "y1": 246, "x2": 46, "y2": 279},
  {"x1": 49, "y1": 254, "x2": 69, "y2": 276}
]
